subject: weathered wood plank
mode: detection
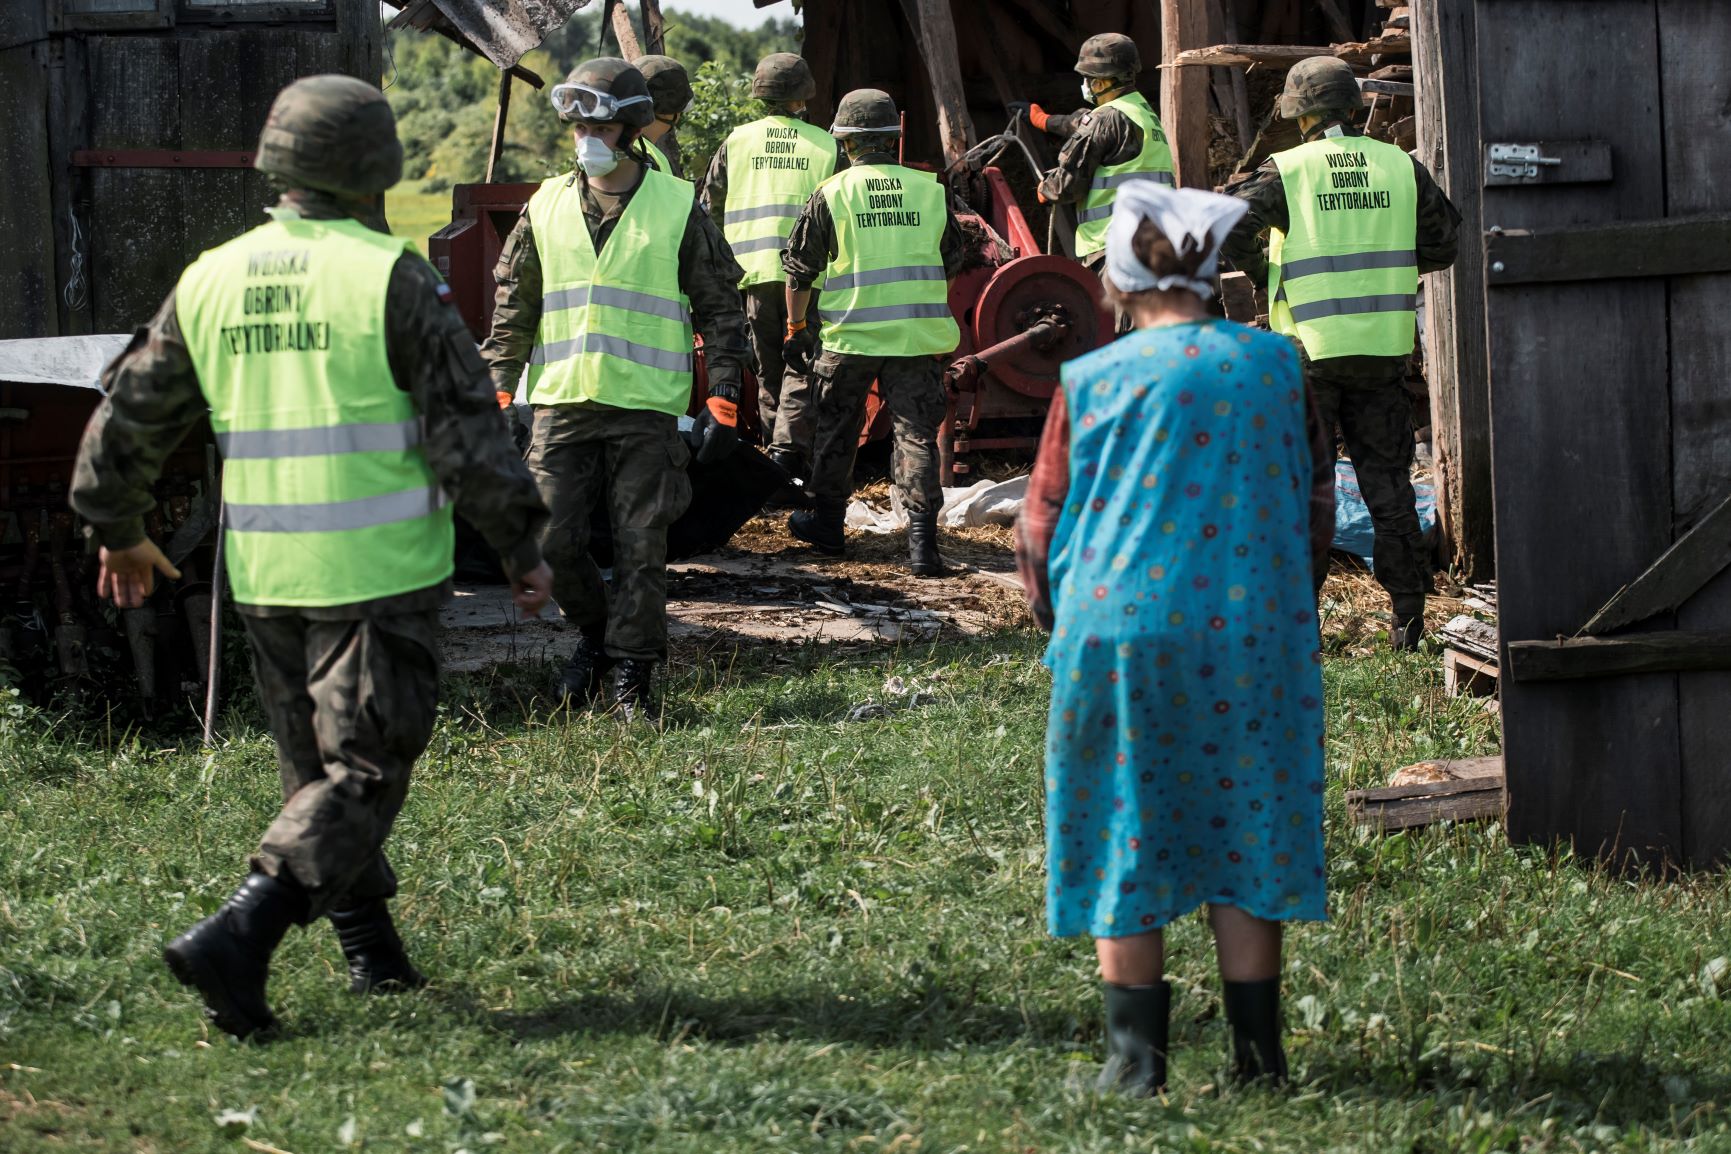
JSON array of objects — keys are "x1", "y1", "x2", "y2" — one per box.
[
  {"x1": 1582, "y1": 491, "x2": 1731, "y2": 636},
  {"x1": 1508, "y1": 633, "x2": 1731, "y2": 682},
  {"x1": 238, "y1": 31, "x2": 301, "y2": 234},
  {"x1": 87, "y1": 34, "x2": 186, "y2": 332},
  {"x1": 1486, "y1": 214, "x2": 1731, "y2": 285},
  {"x1": 1414, "y1": 0, "x2": 1491, "y2": 580},
  {"x1": 1346, "y1": 774, "x2": 1505, "y2": 831},
  {"x1": 1170, "y1": 34, "x2": 1410, "y2": 68},
  {"x1": 0, "y1": 42, "x2": 57, "y2": 339},
  {"x1": 1660, "y1": 0, "x2": 1731, "y2": 869},
  {"x1": 1480, "y1": 0, "x2": 1677, "y2": 864},
  {"x1": 179, "y1": 32, "x2": 250, "y2": 264},
  {"x1": 1162, "y1": 0, "x2": 1212, "y2": 188}
]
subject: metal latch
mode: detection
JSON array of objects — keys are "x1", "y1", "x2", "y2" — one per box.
[{"x1": 1488, "y1": 143, "x2": 1563, "y2": 181}]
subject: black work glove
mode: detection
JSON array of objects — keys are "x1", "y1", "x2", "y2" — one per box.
[
  {"x1": 783, "y1": 322, "x2": 818, "y2": 377},
  {"x1": 692, "y1": 396, "x2": 740, "y2": 464}
]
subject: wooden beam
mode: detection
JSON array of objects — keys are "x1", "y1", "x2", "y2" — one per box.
[
  {"x1": 1170, "y1": 35, "x2": 1411, "y2": 68},
  {"x1": 1507, "y1": 632, "x2": 1731, "y2": 682},
  {"x1": 1162, "y1": 0, "x2": 1211, "y2": 188},
  {"x1": 607, "y1": 0, "x2": 642, "y2": 59},
  {"x1": 997, "y1": 0, "x2": 1083, "y2": 54},
  {"x1": 484, "y1": 70, "x2": 511, "y2": 184},
  {"x1": 1582, "y1": 491, "x2": 1731, "y2": 636},
  {"x1": 1315, "y1": 0, "x2": 1356, "y2": 43},
  {"x1": 898, "y1": 0, "x2": 975, "y2": 168},
  {"x1": 641, "y1": 0, "x2": 665, "y2": 56},
  {"x1": 1346, "y1": 773, "x2": 1505, "y2": 831},
  {"x1": 1486, "y1": 213, "x2": 1731, "y2": 285}
]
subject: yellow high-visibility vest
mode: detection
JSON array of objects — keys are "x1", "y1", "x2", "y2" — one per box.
[
  {"x1": 1074, "y1": 92, "x2": 1175, "y2": 258},
  {"x1": 722, "y1": 115, "x2": 837, "y2": 287}
]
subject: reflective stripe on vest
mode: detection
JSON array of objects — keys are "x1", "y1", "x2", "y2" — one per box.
[
  {"x1": 526, "y1": 168, "x2": 696, "y2": 414},
  {"x1": 1267, "y1": 135, "x2": 1419, "y2": 359},
  {"x1": 176, "y1": 217, "x2": 454, "y2": 608},
  {"x1": 816, "y1": 164, "x2": 960, "y2": 358},
  {"x1": 722, "y1": 116, "x2": 837, "y2": 288},
  {"x1": 1074, "y1": 92, "x2": 1176, "y2": 257}
]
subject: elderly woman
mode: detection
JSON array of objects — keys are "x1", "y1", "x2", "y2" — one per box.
[{"x1": 1017, "y1": 184, "x2": 1334, "y2": 1095}]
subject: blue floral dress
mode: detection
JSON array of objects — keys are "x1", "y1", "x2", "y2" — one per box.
[{"x1": 1040, "y1": 319, "x2": 1327, "y2": 937}]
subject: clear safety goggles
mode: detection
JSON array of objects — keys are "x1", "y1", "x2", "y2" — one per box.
[
  {"x1": 550, "y1": 83, "x2": 652, "y2": 121},
  {"x1": 830, "y1": 123, "x2": 902, "y2": 137}
]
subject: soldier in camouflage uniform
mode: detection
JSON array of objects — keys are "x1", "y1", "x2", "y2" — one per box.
[
  {"x1": 1221, "y1": 57, "x2": 1460, "y2": 648},
  {"x1": 1027, "y1": 33, "x2": 1173, "y2": 274},
  {"x1": 700, "y1": 53, "x2": 845, "y2": 483},
  {"x1": 780, "y1": 89, "x2": 966, "y2": 576},
  {"x1": 69, "y1": 76, "x2": 553, "y2": 1038},
  {"x1": 482, "y1": 59, "x2": 750, "y2": 718},
  {"x1": 637, "y1": 54, "x2": 691, "y2": 178}
]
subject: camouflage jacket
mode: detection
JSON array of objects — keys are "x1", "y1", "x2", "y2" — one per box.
[
  {"x1": 780, "y1": 150, "x2": 968, "y2": 292},
  {"x1": 698, "y1": 129, "x2": 848, "y2": 235},
  {"x1": 1221, "y1": 126, "x2": 1462, "y2": 379},
  {"x1": 647, "y1": 133, "x2": 683, "y2": 179},
  {"x1": 1035, "y1": 100, "x2": 1143, "y2": 206},
  {"x1": 481, "y1": 163, "x2": 750, "y2": 401},
  {"x1": 69, "y1": 191, "x2": 549, "y2": 614}
]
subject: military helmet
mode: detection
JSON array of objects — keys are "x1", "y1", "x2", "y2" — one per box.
[
  {"x1": 752, "y1": 52, "x2": 816, "y2": 102},
  {"x1": 637, "y1": 55, "x2": 693, "y2": 116},
  {"x1": 830, "y1": 88, "x2": 900, "y2": 136},
  {"x1": 1075, "y1": 33, "x2": 1140, "y2": 79},
  {"x1": 1278, "y1": 56, "x2": 1363, "y2": 120},
  {"x1": 550, "y1": 58, "x2": 655, "y2": 127},
  {"x1": 254, "y1": 74, "x2": 403, "y2": 197}
]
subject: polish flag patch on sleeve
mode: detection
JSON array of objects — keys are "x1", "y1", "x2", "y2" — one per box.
[{"x1": 435, "y1": 282, "x2": 455, "y2": 305}]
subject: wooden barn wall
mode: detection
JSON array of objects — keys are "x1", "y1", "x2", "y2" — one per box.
[
  {"x1": 801, "y1": 0, "x2": 1375, "y2": 168},
  {"x1": 1, "y1": 0, "x2": 380, "y2": 340},
  {"x1": 0, "y1": 4, "x2": 58, "y2": 340}
]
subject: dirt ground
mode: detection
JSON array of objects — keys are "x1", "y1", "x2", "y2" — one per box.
[{"x1": 440, "y1": 472, "x2": 1468, "y2": 672}]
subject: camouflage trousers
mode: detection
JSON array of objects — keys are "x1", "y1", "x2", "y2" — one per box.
[
  {"x1": 528, "y1": 402, "x2": 692, "y2": 659},
  {"x1": 1307, "y1": 359, "x2": 1433, "y2": 614},
  {"x1": 245, "y1": 607, "x2": 442, "y2": 921},
  {"x1": 744, "y1": 282, "x2": 820, "y2": 467},
  {"x1": 806, "y1": 350, "x2": 947, "y2": 513}
]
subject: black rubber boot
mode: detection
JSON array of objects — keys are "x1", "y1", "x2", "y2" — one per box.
[
  {"x1": 764, "y1": 448, "x2": 811, "y2": 509},
  {"x1": 557, "y1": 632, "x2": 607, "y2": 705},
  {"x1": 610, "y1": 657, "x2": 659, "y2": 723},
  {"x1": 907, "y1": 513, "x2": 946, "y2": 578},
  {"x1": 162, "y1": 873, "x2": 308, "y2": 1039},
  {"x1": 1097, "y1": 981, "x2": 1170, "y2": 1096},
  {"x1": 328, "y1": 899, "x2": 427, "y2": 994},
  {"x1": 1222, "y1": 978, "x2": 1288, "y2": 1085},
  {"x1": 788, "y1": 498, "x2": 847, "y2": 556},
  {"x1": 1391, "y1": 597, "x2": 1426, "y2": 651}
]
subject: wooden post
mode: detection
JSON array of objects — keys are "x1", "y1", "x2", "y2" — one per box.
[
  {"x1": 641, "y1": 0, "x2": 665, "y2": 55},
  {"x1": 898, "y1": 0, "x2": 975, "y2": 167},
  {"x1": 608, "y1": 0, "x2": 642, "y2": 59},
  {"x1": 1413, "y1": 0, "x2": 1492, "y2": 580},
  {"x1": 484, "y1": 69, "x2": 511, "y2": 183},
  {"x1": 1160, "y1": 0, "x2": 1211, "y2": 188}
]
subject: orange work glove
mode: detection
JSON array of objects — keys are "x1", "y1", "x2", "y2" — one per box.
[
  {"x1": 496, "y1": 389, "x2": 515, "y2": 409},
  {"x1": 705, "y1": 395, "x2": 738, "y2": 427},
  {"x1": 1028, "y1": 103, "x2": 1051, "y2": 132}
]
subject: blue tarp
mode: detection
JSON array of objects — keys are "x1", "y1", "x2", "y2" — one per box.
[{"x1": 1333, "y1": 459, "x2": 1436, "y2": 571}]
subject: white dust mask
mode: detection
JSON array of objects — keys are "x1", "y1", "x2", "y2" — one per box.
[{"x1": 576, "y1": 135, "x2": 619, "y2": 177}]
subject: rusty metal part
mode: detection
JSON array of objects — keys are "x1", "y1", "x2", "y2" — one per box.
[{"x1": 969, "y1": 253, "x2": 1107, "y2": 398}]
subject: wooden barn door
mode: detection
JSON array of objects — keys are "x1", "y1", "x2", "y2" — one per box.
[{"x1": 1481, "y1": 0, "x2": 1731, "y2": 866}]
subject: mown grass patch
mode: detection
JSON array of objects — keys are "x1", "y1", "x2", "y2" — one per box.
[
  {"x1": 1, "y1": 633, "x2": 1728, "y2": 1152},
  {"x1": 387, "y1": 180, "x2": 456, "y2": 256}
]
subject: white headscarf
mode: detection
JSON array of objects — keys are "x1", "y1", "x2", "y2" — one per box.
[{"x1": 1104, "y1": 181, "x2": 1249, "y2": 300}]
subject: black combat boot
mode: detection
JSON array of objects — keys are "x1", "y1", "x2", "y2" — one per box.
[
  {"x1": 764, "y1": 448, "x2": 811, "y2": 509},
  {"x1": 907, "y1": 513, "x2": 946, "y2": 578},
  {"x1": 1222, "y1": 978, "x2": 1288, "y2": 1085},
  {"x1": 162, "y1": 872, "x2": 308, "y2": 1039},
  {"x1": 788, "y1": 498, "x2": 847, "y2": 556},
  {"x1": 1391, "y1": 597, "x2": 1426, "y2": 652},
  {"x1": 1097, "y1": 981, "x2": 1171, "y2": 1096},
  {"x1": 557, "y1": 631, "x2": 607, "y2": 705},
  {"x1": 611, "y1": 658, "x2": 659, "y2": 722},
  {"x1": 328, "y1": 899, "x2": 427, "y2": 994}
]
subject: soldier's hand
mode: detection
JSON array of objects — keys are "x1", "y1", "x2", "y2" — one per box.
[
  {"x1": 694, "y1": 396, "x2": 740, "y2": 464},
  {"x1": 97, "y1": 539, "x2": 181, "y2": 609},
  {"x1": 511, "y1": 561, "x2": 554, "y2": 617},
  {"x1": 783, "y1": 321, "x2": 818, "y2": 377}
]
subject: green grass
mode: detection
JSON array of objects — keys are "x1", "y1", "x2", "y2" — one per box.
[
  {"x1": 3, "y1": 634, "x2": 1730, "y2": 1152},
  {"x1": 388, "y1": 181, "x2": 456, "y2": 256}
]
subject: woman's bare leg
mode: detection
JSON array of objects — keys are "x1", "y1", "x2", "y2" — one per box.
[
  {"x1": 1207, "y1": 904, "x2": 1281, "y2": 981},
  {"x1": 1096, "y1": 929, "x2": 1164, "y2": 986}
]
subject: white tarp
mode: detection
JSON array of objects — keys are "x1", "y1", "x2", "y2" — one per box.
[
  {"x1": 0, "y1": 335, "x2": 131, "y2": 391},
  {"x1": 846, "y1": 475, "x2": 1029, "y2": 534}
]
